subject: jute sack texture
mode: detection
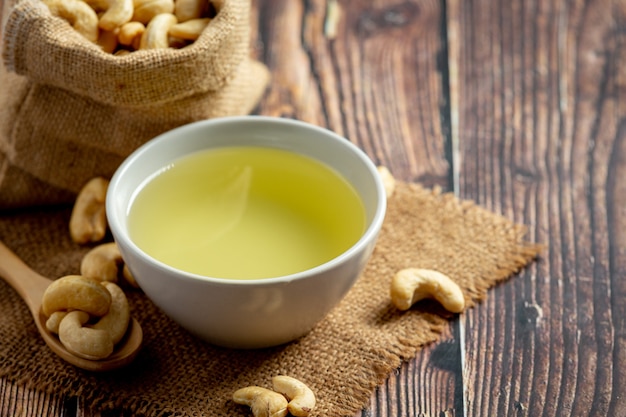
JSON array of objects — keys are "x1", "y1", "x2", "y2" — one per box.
[{"x1": 0, "y1": 0, "x2": 270, "y2": 209}]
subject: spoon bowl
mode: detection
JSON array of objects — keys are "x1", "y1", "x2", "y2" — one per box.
[{"x1": 0, "y1": 241, "x2": 142, "y2": 371}]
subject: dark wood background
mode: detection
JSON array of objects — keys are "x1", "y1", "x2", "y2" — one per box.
[{"x1": 1, "y1": 0, "x2": 625, "y2": 415}]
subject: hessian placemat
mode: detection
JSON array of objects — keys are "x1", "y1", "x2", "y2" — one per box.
[{"x1": 0, "y1": 180, "x2": 542, "y2": 416}]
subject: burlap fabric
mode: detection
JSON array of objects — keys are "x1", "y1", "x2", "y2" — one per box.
[
  {"x1": 0, "y1": 0, "x2": 270, "y2": 209},
  {"x1": 0, "y1": 181, "x2": 541, "y2": 417}
]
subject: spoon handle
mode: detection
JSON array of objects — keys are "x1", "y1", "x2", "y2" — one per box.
[{"x1": 0, "y1": 241, "x2": 51, "y2": 316}]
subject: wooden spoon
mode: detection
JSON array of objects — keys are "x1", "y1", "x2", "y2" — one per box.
[{"x1": 0, "y1": 241, "x2": 143, "y2": 371}]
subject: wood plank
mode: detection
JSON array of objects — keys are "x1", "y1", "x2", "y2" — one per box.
[
  {"x1": 0, "y1": 383, "x2": 72, "y2": 416},
  {"x1": 450, "y1": 0, "x2": 626, "y2": 415},
  {"x1": 252, "y1": 0, "x2": 451, "y2": 188}
]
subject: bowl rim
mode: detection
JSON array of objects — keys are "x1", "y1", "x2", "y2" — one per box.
[{"x1": 107, "y1": 115, "x2": 387, "y2": 286}]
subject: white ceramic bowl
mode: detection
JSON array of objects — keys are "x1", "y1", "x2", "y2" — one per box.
[{"x1": 107, "y1": 116, "x2": 387, "y2": 348}]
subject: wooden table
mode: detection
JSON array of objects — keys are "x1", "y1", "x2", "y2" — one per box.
[{"x1": 2, "y1": 0, "x2": 625, "y2": 415}]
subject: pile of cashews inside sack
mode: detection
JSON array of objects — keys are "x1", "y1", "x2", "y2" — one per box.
[{"x1": 42, "y1": 0, "x2": 214, "y2": 54}]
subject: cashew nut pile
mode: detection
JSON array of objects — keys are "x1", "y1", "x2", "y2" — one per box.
[
  {"x1": 42, "y1": 0, "x2": 216, "y2": 54},
  {"x1": 42, "y1": 275, "x2": 131, "y2": 360},
  {"x1": 390, "y1": 268, "x2": 465, "y2": 313},
  {"x1": 233, "y1": 375, "x2": 316, "y2": 417}
]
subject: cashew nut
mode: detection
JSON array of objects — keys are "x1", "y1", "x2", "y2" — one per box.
[
  {"x1": 97, "y1": 28, "x2": 120, "y2": 53},
  {"x1": 42, "y1": 275, "x2": 112, "y2": 317},
  {"x1": 390, "y1": 268, "x2": 465, "y2": 313},
  {"x1": 118, "y1": 21, "x2": 145, "y2": 48},
  {"x1": 377, "y1": 166, "x2": 396, "y2": 198},
  {"x1": 91, "y1": 283, "x2": 130, "y2": 344},
  {"x1": 168, "y1": 17, "x2": 210, "y2": 40},
  {"x1": 232, "y1": 387, "x2": 288, "y2": 417},
  {"x1": 83, "y1": 0, "x2": 109, "y2": 11},
  {"x1": 58, "y1": 311, "x2": 115, "y2": 360},
  {"x1": 69, "y1": 177, "x2": 110, "y2": 245},
  {"x1": 174, "y1": 0, "x2": 208, "y2": 22},
  {"x1": 43, "y1": 0, "x2": 100, "y2": 42},
  {"x1": 45, "y1": 311, "x2": 68, "y2": 334},
  {"x1": 80, "y1": 242, "x2": 122, "y2": 283},
  {"x1": 122, "y1": 264, "x2": 140, "y2": 288},
  {"x1": 99, "y1": 0, "x2": 134, "y2": 31},
  {"x1": 139, "y1": 13, "x2": 178, "y2": 49},
  {"x1": 272, "y1": 376, "x2": 316, "y2": 417},
  {"x1": 132, "y1": 0, "x2": 175, "y2": 24}
]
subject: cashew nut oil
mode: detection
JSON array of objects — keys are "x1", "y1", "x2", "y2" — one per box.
[{"x1": 128, "y1": 146, "x2": 366, "y2": 279}]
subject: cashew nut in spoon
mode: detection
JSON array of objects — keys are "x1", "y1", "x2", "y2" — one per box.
[
  {"x1": 390, "y1": 268, "x2": 465, "y2": 313},
  {"x1": 0, "y1": 241, "x2": 142, "y2": 371},
  {"x1": 46, "y1": 311, "x2": 68, "y2": 334},
  {"x1": 92, "y1": 282, "x2": 131, "y2": 344},
  {"x1": 58, "y1": 311, "x2": 115, "y2": 360},
  {"x1": 272, "y1": 375, "x2": 316, "y2": 417},
  {"x1": 41, "y1": 275, "x2": 112, "y2": 317},
  {"x1": 232, "y1": 386, "x2": 289, "y2": 417}
]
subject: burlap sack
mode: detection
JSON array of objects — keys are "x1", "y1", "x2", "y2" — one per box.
[{"x1": 0, "y1": 0, "x2": 270, "y2": 209}]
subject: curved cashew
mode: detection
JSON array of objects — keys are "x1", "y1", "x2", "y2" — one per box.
[
  {"x1": 168, "y1": 17, "x2": 210, "y2": 40},
  {"x1": 45, "y1": 311, "x2": 68, "y2": 334},
  {"x1": 42, "y1": 275, "x2": 112, "y2": 317},
  {"x1": 43, "y1": 0, "x2": 100, "y2": 42},
  {"x1": 83, "y1": 0, "x2": 109, "y2": 11},
  {"x1": 272, "y1": 376, "x2": 316, "y2": 417},
  {"x1": 97, "y1": 28, "x2": 120, "y2": 53},
  {"x1": 174, "y1": 0, "x2": 208, "y2": 22},
  {"x1": 69, "y1": 177, "x2": 110, "y2": 244},
  {"x1": 390, "y1": 268, "x2": 465, "y2": 313},
  {"x1": 91, "y1": 283, "x2": 130, "y2": 344},
  {"x1": 168, "y1": 35, "x2": 188, "y2": 49},
  {"x1": 377, "y1": 166, "x2": 396, "y2": 198},
  {"x1": 118, "y1": 21, "x2": 145, "y2": 48},
  {"x1": 122, "y1": 264, "x2": 140, "y2": 288},
  {"x1": 80, "y1": 242, "x2": 123, "y2": 283},
  {"x1": 132, "y1": 0, "x2": 175, "y2": 24},
  {"x1": 139, "y1": 13, "x2": 178, "y2": 49},
  {"x1": 58, "y1": 311, "x2": 115, "y2": 360},
  {"x1": 99, "y1": 0, "x2": 134, "y2": 30},
  {"x1": 232, "y1": 387, "x2": 288, "y2": 417}
]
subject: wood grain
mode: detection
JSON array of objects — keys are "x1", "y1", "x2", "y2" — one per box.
[
  {"x1": 252, "y1": 0, "x2": 451, "y2": 189},
  {"x1": 451, "y1": 0, "x2": 626, "y2": 415}
]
